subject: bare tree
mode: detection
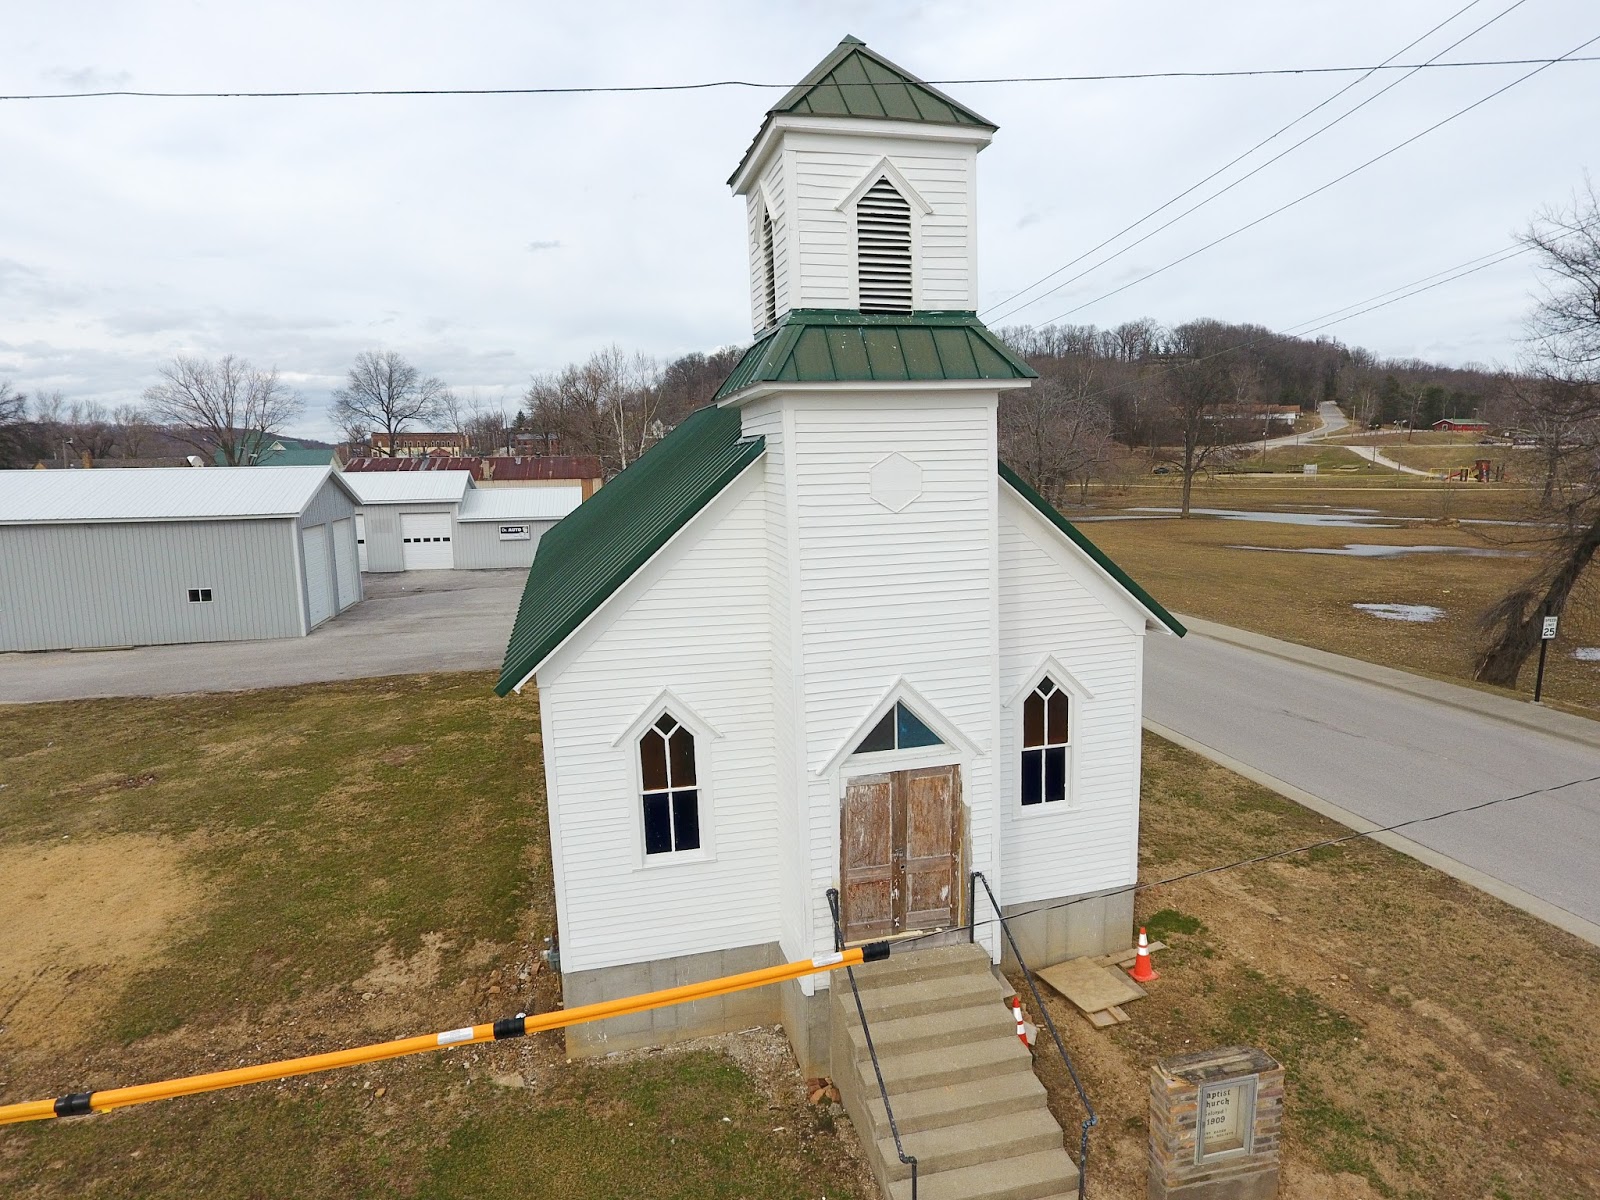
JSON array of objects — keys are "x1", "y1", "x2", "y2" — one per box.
[
  {"x1": 462, "y1": 391, "x2": 510, "y2": 456},
  {"x1": 66, "y1": 400, "x2": 116, "y2": 461},
  {"x1": 1475, "y1": 182, "x2": 1600, "y2": 687},
  {"x1": 0, "y1": 380, "x2": 25, "y2": 468},
  {"x1": 329, "y1": 351, "x2": 449, "y2": 456},
  {"x1": 999, "y1": 366, "x2": 1112, "y2": 503},
  {"x1": 143, "y1": 355, "x2": 303, "y2": 466},
  {"x1": 111, "y1": 403, "x2": 155, "y2": 459},
  {"x1": 1155, "y1": 322, "x2": 1251, "y2": 517},
  {"x1": 525, "y1": 346, "x2": 662, "y2": 475}
]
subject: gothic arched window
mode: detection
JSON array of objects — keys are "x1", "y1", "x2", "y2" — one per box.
[{"x1": 640, "y1": 714, "x2": 700, "y2": 854}]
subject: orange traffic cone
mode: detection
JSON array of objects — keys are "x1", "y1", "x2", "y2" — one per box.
[
  {"x1": 1128, "y1": 927, "x2": 1159, "y2": 983},
  {"x1": 1012, "y1": 995, "x2": 1029, "y2": 1045}
]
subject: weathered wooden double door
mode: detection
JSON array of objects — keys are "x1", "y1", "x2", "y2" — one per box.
[{"x1": 839, "y1": 765, "x2": 963, "y2": 943}]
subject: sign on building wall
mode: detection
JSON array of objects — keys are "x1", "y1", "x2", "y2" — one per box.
[{"x1": 499, "y1": 525, "x2": 532, "y2": 541}]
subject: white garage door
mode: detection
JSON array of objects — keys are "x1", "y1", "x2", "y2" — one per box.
[
  {"x1": 332, "y1": 518, "x2": 358, "y2": 609},
  {"x1": 302, "y1": 524, "x2": 335, "y2": 628},
  {"x1": 355, "y1": 512, "x2": 368, "y2": 572},
  {"x1": 400, "y1": 511, "x2": 454, "y2": 570}
]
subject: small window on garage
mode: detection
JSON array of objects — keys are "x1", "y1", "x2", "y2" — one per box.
[{"x1": 187, "y1": 588, "x2": 213, "y2": 603}]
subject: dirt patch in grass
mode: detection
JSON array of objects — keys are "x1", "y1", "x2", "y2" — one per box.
[
  {"x1": 0, "y1": 834, "x2": 207, "y2": 1050},
  {"x1": 0, "y1": 675, "x2": 873, "y2": 1200},
  {"x1": 1019, "y1": 735, "x2": 1600, "y2": 1200}
]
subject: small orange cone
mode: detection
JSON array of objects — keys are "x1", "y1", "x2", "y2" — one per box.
[
  {"x1": 1012, "y1": 995, "x2": 1029, "y2": 1045},
  {"x1": 1128, "y1": 927, "x2": 1159, "y2": 983}
]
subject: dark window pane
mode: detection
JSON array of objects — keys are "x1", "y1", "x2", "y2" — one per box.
[
  {"x1": 856, "y1": 710, "x2": 895, "y2": 753},
  {"x1": 896, "y1": 703, "x2": 942, "y2": 749},
  {"x1": 1047, "y1": 691, "x2": 1069, "y2": 745},
  {"x1": 671, "y1": 790, "x2": 700, "y2": 851},
  {"x1": 1023, "y1": 691, "x2": 1044, "y2": 748},
  {"x1": 1039, "y1": 678, "x2": 1055, "y2": 696},
  {"x1": 1044, "y1": 746, "x2": 1067, "y2": 803},
  {"x1": 643, "y1": 792, "x2": 672, "y2": 854},
  {"x1": 1021, "y1": 748, "x2": 1043, "y2": 805},
  {"x1": 654, "y1": 714, "x2": 676, "y2": 734},
  {"x1": 669, "y1": 726, "x2": 696, "y2": 786},
  {"x1": 640, "y1": 730, "x2": 668, "y2": 792}
]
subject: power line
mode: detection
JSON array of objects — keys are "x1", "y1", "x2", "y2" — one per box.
[
  {"x1": 901, "y1": 770, "x2": 1600, "y2": 950},
  {"x1": 983, "y1": 0, "x2": 1526, "y2": 324},
  {"x1": 2, "y1": 56, "x2": 1599, "y2": 102},
  {"x1": 1024, "y1": 30, "x2": 1600, "y2": 330}
]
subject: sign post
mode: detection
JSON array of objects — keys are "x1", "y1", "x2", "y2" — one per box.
[{"x1": 1535, "y1": 608, "x2": 1558, "y2": 703}]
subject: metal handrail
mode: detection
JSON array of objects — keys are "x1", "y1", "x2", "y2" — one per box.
[
  {"x1": 825, "y1": 888, "x2": 918, "y2": 1200},
  {"x1": 969, "y1": 870, "x2": 1097, "y2": 1200}
]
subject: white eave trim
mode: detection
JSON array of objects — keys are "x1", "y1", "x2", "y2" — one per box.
[
  {"x1": 1003, "y1": 652, "x2": 1098, "y2": 709},
  {"x1": 718, "y1": 377, "x2": 1034, "y2": 408},
  {"x1": 834, "y1": 157, "x2": 933, "y2": 215},
  {"x1": 612, "y1": 686, "x2": 724, "y2": 747},
  {"x1": 730, "y1": 113, "x2": 993, "y2": 195}
]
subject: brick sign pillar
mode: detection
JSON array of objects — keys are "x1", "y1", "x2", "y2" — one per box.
[{"x1": 1148, "y1": 1046, "x2": 1283, "y2": 1200}]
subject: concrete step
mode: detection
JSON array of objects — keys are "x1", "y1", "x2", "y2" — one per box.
[
  {"x1": 885, "y1": 1148, "x2": 1079, "y2": 1200},
  {"x1": 857, "y1": 967, "x2": 1009, "y2": 1022},
  {"x1": 844, "y1": 995, "x2": 1017, "y2": 1059},
  {"x1": 849, "y1": 942, "x2": 992, "y2": 992},
  {"x1": 875, "y1": 1034, "x2": 1033, "y2": 1093},
  {"x1": 878, "y1": 1107, "x2": 1065, "y2": 1181},
  {"x1": 864, "y1": 1071, "x2": 1049, "y2": 1137}
]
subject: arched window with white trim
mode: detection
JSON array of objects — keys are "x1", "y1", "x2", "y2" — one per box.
[
  {"x1": 640, "y1": 713, "x2": 700, "y2": 854},
  {"x1": 856, "y1": 177, "x2": 913, "y2": 313},
  {"x1": 1021, "y1": 677, "x2": 1070, "y2": 805}
]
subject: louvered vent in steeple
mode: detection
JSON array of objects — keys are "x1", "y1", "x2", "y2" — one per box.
[
  {"x1": 856, "y1": 178, "x2": 913, "y2": 313},
  {"x1": 761, "y1": 209, "x2": 778, "y2": 329}
]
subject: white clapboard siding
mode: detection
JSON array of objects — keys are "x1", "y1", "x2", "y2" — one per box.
[
  {"x1": 789, "y1": 399, "x2": 1000, "y2": 951},
  {"x1": 739, "y1": 401, "x2": 811, "y2": 958},
  {"x1": 537, "y1": 471, "x2": 781, "y2": 973},
  {"x1": 785, "y1": 135, "x2": 977, "y2": 310},
  {"x1": 997, "y1": 490, "x2": 1146, "y2": 907},
  {"x1": 747, "y1": 154, "x2": 789, "y2": 332}
]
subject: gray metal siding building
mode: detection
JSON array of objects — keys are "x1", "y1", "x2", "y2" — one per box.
[
  {"x1": 343, "y1": 472, "x2": 581, "y2": 572},
  {"x1": 0, "y1": 466, "x2": 363, "y2": 652}
]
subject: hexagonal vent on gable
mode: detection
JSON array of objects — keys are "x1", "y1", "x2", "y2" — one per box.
[{"x1": 869, "y1": 453, "x2": 923, "y2": 513}]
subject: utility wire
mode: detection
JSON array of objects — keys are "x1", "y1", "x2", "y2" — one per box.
[
  {"x1": 1024, "y1": 30, "x2": 1600, "y2": 331},
  {"x1": 983, "y1": 0, "x2": 1525, "y2": 324},
  {"x1": 899, "y1": 770, "x2": 1600, "y2": 950},
  {"x1": 2, "y1": 55, "x2": 1598, "y2": 101}
]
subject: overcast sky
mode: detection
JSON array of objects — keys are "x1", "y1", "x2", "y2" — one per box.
[{"x1": 2, "y1": 0, "x2": 1595, "y2": 440}]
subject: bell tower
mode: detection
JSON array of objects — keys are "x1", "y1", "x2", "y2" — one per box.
[{"x1": 728, "y1": 36, "x2": 997, "y2": 334}]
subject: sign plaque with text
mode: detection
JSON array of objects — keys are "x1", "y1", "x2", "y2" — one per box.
[{"x1": 1148, "y1": 1047, "x2": 1281, "y2": 1200}]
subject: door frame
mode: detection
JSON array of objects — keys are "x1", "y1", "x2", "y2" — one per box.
[{"x1": 837, "y1": 756, "x2": 967, "y2": 944}]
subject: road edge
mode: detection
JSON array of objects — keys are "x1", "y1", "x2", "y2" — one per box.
[
  {"x1": 1144, "y1": 718, "x2": 1600, "y2": 949},
  {"x1": 1177, "y1": 614, "x2": 1600, "y2": 752}
]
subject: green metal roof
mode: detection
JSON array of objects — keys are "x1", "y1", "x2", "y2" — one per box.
[
  {"x1": 730, "y1": 37, "x2": 995, "y2": 187},
  {"x1": 494, "y1": 404, "x2": 765, "y2": 695},
  {"x1": 772, "y1": 36, "x2": 995, "y2": 128},
  {"x1": 998, "y1": 461, "x2": 1186, "y2": 638},
  {"x1": 714, "y1": 310, "x2": 1036, "y2": 401}
]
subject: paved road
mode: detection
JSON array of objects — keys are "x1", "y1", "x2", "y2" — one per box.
[
  {"x1": 1342, "y1": 442, "x2": 1435, "y2": 477},
  {"x1": 1145, "y1": 625, "x2": 1600, "y2": 936},
  {"x1": 1255, "y1": 399, "x2": 1349, "y2": 450},
  {"x1": 0, "y1": 571, "x2": 524, "y2": 703}
]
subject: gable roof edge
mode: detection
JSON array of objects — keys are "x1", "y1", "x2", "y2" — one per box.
[{"x1": 998, "y1": 462, "x2": 1186, "y2": 637}]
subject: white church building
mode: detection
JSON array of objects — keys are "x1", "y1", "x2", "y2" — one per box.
[{"x1": 495, "y1": 36, "x2": 1184, "y2": 1069}]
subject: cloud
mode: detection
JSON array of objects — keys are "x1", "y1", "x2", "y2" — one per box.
[
  {"x1": 41, "y1": 65, "x2": 132, "y2": 92},
  {"x1": 525, "y1": 240, "x2": 563, "y2": 252}
]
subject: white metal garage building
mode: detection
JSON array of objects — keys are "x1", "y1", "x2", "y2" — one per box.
[
  {"x1": 0, "y1": 466, "x2": 363, "y2": 652},
  {"x1": 342, "y1": 471, "x2": 582, "y2": 572}
]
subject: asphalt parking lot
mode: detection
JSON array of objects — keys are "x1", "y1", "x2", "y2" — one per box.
[{"x1": 0, "y1": 570, "x2": 527, "y2": 703}]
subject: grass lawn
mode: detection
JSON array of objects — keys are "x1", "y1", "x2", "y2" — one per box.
[
  {"x1": 1070, "y1": 480, "x2": 1600, "y2": 713},
  {"x1": 5, "y1": 678, "x2": 1597, "y2": 1199},
  {"x1": 1019, "y1": 735, "x2": 1600, "y2": 1200},
  {"x1": 0, "y1": 675, "x2": 873, "y2": 1200},
  {"x1": 1221, "y1": 445, "x2": 1394, "y2": 475}
]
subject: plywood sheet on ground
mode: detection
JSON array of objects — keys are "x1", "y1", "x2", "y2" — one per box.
[{"x1": 1037, "y1": 956, "x2": 1148, "y2": 1012}]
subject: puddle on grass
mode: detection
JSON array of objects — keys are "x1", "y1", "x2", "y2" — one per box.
[
  {"x1": 1127, "y1": 507, "x2": 1403, "y2": 528},
  {"x1": 1230, "y1": 543, "x2": 1525, "y2": 559},
  {"x1": 1353, "y1": 603, "x2": 1445, "y2": 623},
  {"x1": 1573, "y1": 648, "x2": 1600, "y2": 662}
]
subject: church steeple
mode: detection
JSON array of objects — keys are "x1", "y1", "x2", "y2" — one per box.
[{"x1": 729, "y1": 37, "x2": 998, "y2": 335}]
